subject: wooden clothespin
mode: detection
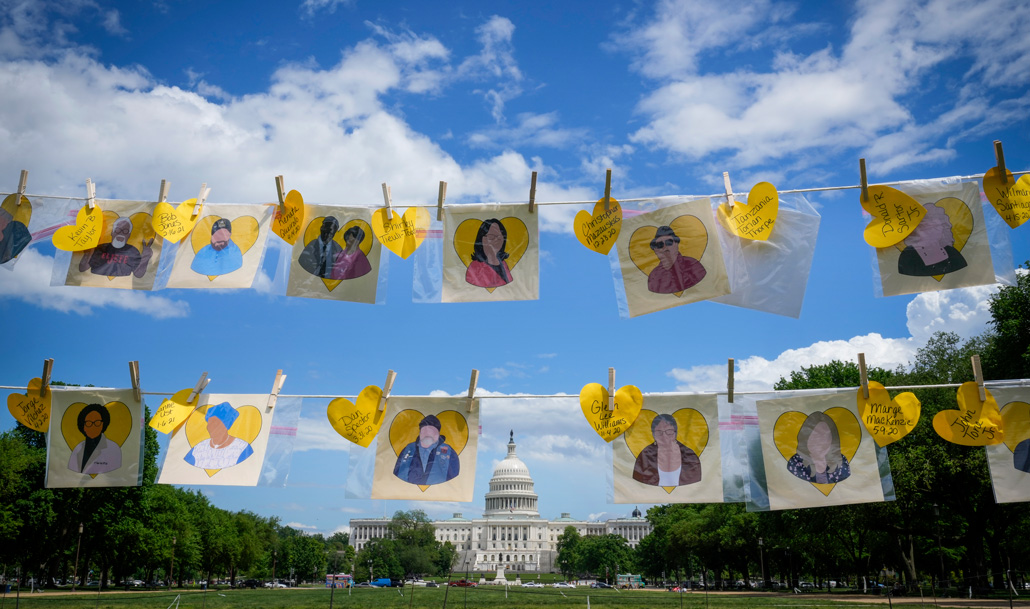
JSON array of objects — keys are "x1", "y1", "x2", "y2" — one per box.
[
  {"x1": 727, "y1": 358, "x2": 735, "y2": 404},
  {"x1": 466, "y1": 369, "x2": 480, "y2": 413},
  {"x1": 191, "y1": 183, "x2": 210, "y2": 219},
  {"x1": 40, "y1": 358, "x2": 53, "y2": 398},
  {"x1": 85, "y1": 179, "x2": 96, "y2": 210},
  {"x1": 858, "y1": 353, "x2": 869, "y2": 399},
  {"x1": 275, "y1": 175, "x2": 287, "y2": 211},
  {"x1": 157, "y1": 179, "x2": 170, "y2": 204},
  {"x1": 603, "y1": 169, "x2": 612, "y2": 213},
  {"x1": 16, "y1": 170, "x2": 27, "y2": 205},
  {"x1": 859, "y1": 158, "x2": 869, "y2": 202},
  {"x1": 723, "y1": 172, "x2": 734, "y2": 209},
  {"x1": 376, "y1": 370, "x2": 397, "y2": 420},
  {"x1": 437, "y1": 181, "x2": 447, "y2": 221},
  {"x1": 528, "y1": 171, "x2": 538, "y2": 214},
  {"x1": 994, "y1": 140, "x2": 1008, "y2": 185},
  {"x1": 607, "y1": 367, "x2": 615, "y2": 411},
  {"x1": 381, "y1": 182, "x2": 393, "y2": 223},
  {"x1": 128, "y1": 361, "x2": 141, "y2": 403},
  {"x1": 187, "y1": 372, "x2": 210, "y2": 404},
  {"x1": 971, "y1": 354, "x2": 986, "y2": 403},
  {"x1": 267, "y1": 369, "x2": 287, "y2": 410}
]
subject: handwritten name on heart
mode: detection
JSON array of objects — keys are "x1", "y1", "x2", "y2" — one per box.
[
  {"x1": 372, "y1": 207, "x2": 430, "y2": 259},
  {"x1": 149, "y1": 388, "x2": 201, "y2": 434},
  {"x1": 856, "y1": 382, "x2": 920, "y2": 446},
  {"x1": 327, "y1": 385, "x2": 385, "y2": 447},
  {"x1": 982, "y1": 167, "x2": 1030, "y2": 229},
  {"x1": 273, "y1": 190, "x2": 306, "y2": 245},
  {"x1": 574, "y1": 198, "x2": 622, "y2": 255},
  {"x1": 932, "y1": 382, "x2": 1004, "y2": 446},
  {"x1": 152, "y1": 198, "x2": 200, "y2": 243},
  {"x1": 7, "y1": 378, "x2": 51, "y2": 432},
  {"x1": 860, "y1": 185, "x2": 926, "y2": 248},
  {"x1": 717, "y1": 182, "x2": 779, "y2": 241},
  {"x1": 579, "y1": 383, "x2": 643, "y2": 442},
  {"x1": 53, "y1": 204, "x2": 103, "y2": 251}
]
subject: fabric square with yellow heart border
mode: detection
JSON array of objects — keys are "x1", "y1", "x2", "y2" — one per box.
[
  {"x1": 287, "y1": 205, "x2": 383, "y2": 303},
  {"x1": 165, "y1": 203, "x2": 273, "y2": 289},
  {"x1": 442, "y1": 204, "x2": 539, "y2": 303},
  {"x1": 984, "y1": 387, "x2": 1030, "y2": 504}
]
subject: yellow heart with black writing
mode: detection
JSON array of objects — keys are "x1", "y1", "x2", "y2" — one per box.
[
  {"x1": 932, "y1": 382, "x2": 1004, "y2": 446},
  {"x1": 7, "y1": 378, "x2": 51, "y2": 432},
  {"x1": 272, "y1": 190, "x2": 305, "y2": 245},
  {"x1": 860, "y1": 185, "x2": 926, "y2": 248},
  {"x1": 388, "y1": 409, "x2": 469, "y2": 492},
  {"x1": 90, "y1": 211, "x2": 159, "y2": 281},
  {"x1": 149, "y1": 388, "x2": 201, "y2": 435},
  {"x1": 190, "y1": 215, "x2": 260, "y2": 281},
  {"x1": 628, "y1": 215, "x2": 707, "y2": 297},
  {"x1": 152, "y1": 198, "x2": 200, "y2": 243},
  {"x1": 53, "y1": 204, "x2": 103, "y2": 251},
  {"x1": 856, "y1": 382, "x2": 920, "y2": 446},
  {"x1": 891, "y1": 197, "x2": 972, "y2": 282},
  {"x1": 327, "y1": 385, "x2": 385, "y2": 447},
  {"x1": 453, "y1": 217, "x2": 529, "y2": 293},
  {"x1": 1000, "y1": 401, "x2": 1030, "y2": 453},
  {"x1": 774, "y1": 407, "x2": 861, "y2": 496},
  {"x1": 624, "y1": 408, "x2": 708, "y2": 494},
  {"x1": 982, "y1": 167, "x2": 1030, "y2": 229},
  {"x1": 716, "y1": 182, "x2": 778, "y2": 241},
  {"x1": 300, "y1": 216, "x2": 374, "y2": 291},
  {"x1": 574, "y1": 197, "x2": 622, "y2": 255},
  {"x1": 372, "y1": 207, "x2": 431, "y2": 259},
  {"x1": 184, "y1": 403, "x2": 262, "y2": 477},
  {"x1": 579, "y1": 383, "x2": 643, "y2": 442},
  {"x1": 62, "y1": 400, "x2": 131, "y2": 479}
]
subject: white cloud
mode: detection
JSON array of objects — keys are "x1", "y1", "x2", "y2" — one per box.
[
  {"x1": 467, "y1": 112, "x2": 590, "y2": 150},
  {"x1": 299, "y1": 0, "x2": 351, "y2": 18},
  {"x1": 100, "y1": 9, "x2": 126, "y2": 36},
  {"x1": 293, "y1": 415, "x2": 351, "y2": 452},
  {"x1": 456, "y1": 16, "x2": 522, "y2": 122},
  {"x1": 905, "y1": 283, "x2": 998, "y2": 344},
  {"x1": 285, "y1": 521, "x2": 318, "y2": 530}
]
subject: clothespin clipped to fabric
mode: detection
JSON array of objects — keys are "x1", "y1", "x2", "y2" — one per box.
[
  {"x1": 267, "y1": 369, "x2": 287, "y2": 410},
  {"x1": 723, "y1": 172, "x2": 734, "y2": 210},
  {"x1": 275, "y1": 175, "x2": 287, "y2": 212},
  {"x1": 727, "y1": 358, "x2": 735, "y2": 404},
  {"x1": 16, "y1": 170, "x2": 28, "y2": 205},
  {"x1": 191, "y1": 183, "x2": 211, "y2": 219},
  {"x1": 607, "y1": 367, "x2": 615, "y2": 411},
  {"x1": 971, "y1": 354, "x2": 986, "y2": 403},
  {"x1": 85, "y1": 179, "x2": 96, "y2": 210},
  {"x1": 437, "y1": 181, "x2": 447, "y2": 221},
  {"x1": 187, "y1": 372, "x2": 211, "y2": 404},
  {"x1": 994, "y1": 140, "x2": 1008, "y2": 185},
  {"x1": 603, "y1": 169, "x2": 612, "y2": 213},
  {"x1": 128, "y1": 361, "x2": 141, "y2": 403},
  {"x1": 528, "y1": 171, "x2": 538, "y2": 214},
  {"x1": 157, "y1": 179, "x2": 170, "y2": 204},
  {"x1": 466, "y1": 369, "x2": 479, "y2": 413},
  {"x1": 858, "y1": 353, "x2": 869, "y2": 400},
  {"x1": 381, "y1": 183, "x2": 393, "y2": 225},
  {"x1": 40, "y1": 358, "x2": 54, "y2": 398},
  {"x1": 376, "y1": 370, "x2": 397, "y2": 421},
  {"x1": 859, "y1": 158, "x2": 869, "y2": 202}
]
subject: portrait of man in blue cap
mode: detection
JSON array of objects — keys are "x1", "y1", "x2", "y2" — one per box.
[
  {"x1": 191, "y1": 218, "x2": 243, "y2": 276},
  {"x1": 184, "y1": 402, "x2": 254, "y2": 469},
  {"x1": 393, "y1": 414, "x2": 460, "y2": 485}
]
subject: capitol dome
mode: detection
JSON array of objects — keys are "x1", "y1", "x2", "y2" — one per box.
[{"x1": 483, "y1": 431, "x2": 539, "y2": 518}]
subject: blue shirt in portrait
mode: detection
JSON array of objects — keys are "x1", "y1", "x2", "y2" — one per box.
[{"x1": 191, "y1": 241, "x2": 243, "y2": 276}]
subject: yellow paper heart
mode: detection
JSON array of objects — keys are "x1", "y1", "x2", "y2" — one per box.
[
  {"x1": 453, "y1": 217, "x2": 529, "y2": 292},
  {"x1": 149, "y1": 388, "x2": 201, "y2": 434},
  {"x1": 300, "y1": 216, "x2": 374, "y2": 291},
  {"x1": 184, "y1": 403, "x2": 262, "y2": 477},
  {"x1": 62, "y1": 400, "x2": 132, "y2": 478},
  {"x1": 574, "y1": 197, "x2": 622, "y2": 255},
  {"x1": 932, "y1": 382, "x2": 1004, "y2": 446},
  {"x1": 388, "y1": 409, "x2": 469, "y2": 492},
  {"x1": 716, "y1": 182, "x2": 778, "y2": 241},
  {"x1": 579, "y1": 383, "x2": 643, "y2": 442},
  {"x1": 272, "y1": 190, "x2": 306, "y2": 245},
  {"x1": 53, "y1": 204, "x2": 103, "y2": 251},
  {"x1": 861, "y1": 185, "x2": 926, "y2": 248},
  {"x1": 627, "y1": 215, "x2": 707, "y2": 297},
  {"x1": 856, "y1": 382, "x2": 920, "y2": 446},
  {"x1": 152, "y1": 198, "x2": 200, "y2": 243},
  {"x1": 624, "y1": 408, "x2": 708, "y2": 493},
  {"x1": 773, "y1": 407, "x2": 861, "y2": 496},
  {"x1": 982, "y1": 167, "x2": 1030, "y2": 229},
  {"x1": 327, "y1": 385, "x2": 385, "y2": 447},
  {"x1": 7, "y1": 378, "x2": 51, "y2": 432},
  {"x1": 371, "y1": 207, "x2": 430, "y2": 259},
  {"x1": 190, "y1": 215, "x2": 260, "y2": 280},
  {"x1": 1000, "y1": 401, "x2": 1030, "y2": 452}
]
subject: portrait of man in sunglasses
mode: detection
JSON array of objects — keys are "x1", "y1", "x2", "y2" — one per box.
[{"x1": 647, "y1": 225, "x2": 706, "y2": 294}]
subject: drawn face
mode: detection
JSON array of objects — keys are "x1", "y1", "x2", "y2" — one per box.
[
  {"x1": 206, "y1": 416, "x2": 229, "y2": 444},
  {"x1": 653, "y1": 419, "x2": 677, "y2": 449},
  {"x1": 807, "y1": 421, "x2": 832, "y2": 461},
  {"x1": 482, "y1": 223, "x2": 504, "y2": 263},
  {"x1": 111, "y1": 221, "x2": 132, "y2": 249},
  {"x1": 83, "y1": 410, "x2": 104, "y2": 439},
  {"x1": 210, "y1": 228, "x2": 232, "y2": 251},
  {"x1": 652, "y1": 235, "x2": 679, "y2": 268},
  {"x1": 320, "y1": 219, "x2": 338, "y2": 243},
  {"x1": 904, "y1": 204, "x2": 953, "y2": 264},
  {"x1": 419, "y1": 424, "x2": 440, "y2": 448}
]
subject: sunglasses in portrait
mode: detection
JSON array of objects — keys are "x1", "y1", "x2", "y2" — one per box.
[{"x1": 651, "y1": 239, "x2": 677, "y2": 250}]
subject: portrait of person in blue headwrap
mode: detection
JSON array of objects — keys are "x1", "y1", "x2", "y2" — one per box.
[
  {"x1": 184, "y1": 402, "x2": 254, "y2": 469},
  {"x1": 191, "y1": 218, "x2": 243, "y2": 276}
]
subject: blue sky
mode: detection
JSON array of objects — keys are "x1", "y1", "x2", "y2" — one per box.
[{"x1": 1, "y1": 0, "x2": 1028, "y2": 535}]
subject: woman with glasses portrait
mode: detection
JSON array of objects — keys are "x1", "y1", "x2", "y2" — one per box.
[
  {"x1": 68, "y1": 403, "x2": 122, "y2": 475},
  {"x1": 647, "y1": 225, "x2": 706, "y2": 294},
  {"x1": 632, "y1": 414, "x2": 701, "y2": 486}
]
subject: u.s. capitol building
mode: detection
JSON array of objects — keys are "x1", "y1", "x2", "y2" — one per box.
[{"x1": 350, "y1": 432, "x2": 651, "y2": 573}]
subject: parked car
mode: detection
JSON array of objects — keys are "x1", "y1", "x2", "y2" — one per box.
[
  {"x1": 369, "y1": 578, "x2": 393, "y2": 587},
  {"x1": 354, "y1": 582, "x2": 374, "y2": 588},
  {"x1": 553, "y1": 582, "x2": 575, "y2": 588},
  {"x1": 591, "y1": 582, "x2": 613, "y2": 588},
  {"x1": 521, "y1": 582, "x2": 543, "y2": 588},
  {"x1": 425, "y1": 581, "x2": 440, "y2": 588},
  {"x1": 449, "y1": 579, "x2": 477, "y2": 587},
  {"x1": 238, "y1": 579, "x2": 259, "y2": 589}
]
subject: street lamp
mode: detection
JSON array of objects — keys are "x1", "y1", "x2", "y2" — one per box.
[
  {"x1": 72, "y1": 523, "x2": 83, "y2": 592},
  {"x1": 758, "y1": 537, "x2": 767, "y2": 589},
  {"x1": 170, "y1": 536, "x2": 176, "y2": 590},
  {"x1": 368, "y1": 558, "x2": 373, "y2": 583},
  {"x1": 934, "y1": 503, "x2": 945, "y2": 589}
]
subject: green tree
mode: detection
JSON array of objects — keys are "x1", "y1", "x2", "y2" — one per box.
[
  {"x1": 554, "y1": 525, "x2": 580, "y2": 579},
  {"x1": 577, "y1": 534, "x2": 633, "y2": 583}
]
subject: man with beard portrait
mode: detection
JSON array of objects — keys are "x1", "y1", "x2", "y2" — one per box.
[
  {"x1": 191, "y1": 218, "x2": 243, "y2": 276},
  {"x1": 78, "y1": 217, "x2": 154, "y2": 277}
]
